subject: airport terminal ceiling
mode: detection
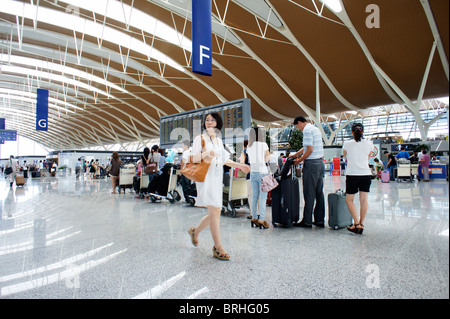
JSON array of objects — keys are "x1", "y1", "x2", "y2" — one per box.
[{"x1": 0, "y1": 0, "x2": 448, "y2": 150}]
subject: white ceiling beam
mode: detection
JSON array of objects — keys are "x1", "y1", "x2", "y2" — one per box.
[{"x1": 420, "y1": 0, "x2": 449, "y2": 81}]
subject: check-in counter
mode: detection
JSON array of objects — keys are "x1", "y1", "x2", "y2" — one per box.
[{"x1": 418, "y1": 163, "x2": 448, "y2": 180}]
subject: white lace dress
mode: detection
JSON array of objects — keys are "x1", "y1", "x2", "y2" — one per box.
[{"x1": 192, "y1": 134, "x2": 230, "y2": 208}]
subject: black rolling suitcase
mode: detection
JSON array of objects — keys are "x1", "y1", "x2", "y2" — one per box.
[
  {"x1": 272, "y1": 164, "x2": 300, "y2": 228},
  {"x1": 327, "y1": 190, "x2": 353, "y2": 230}
]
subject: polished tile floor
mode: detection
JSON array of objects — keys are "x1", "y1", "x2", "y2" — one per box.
[{"x1": 0, "y1": 172, "x2": 448, "y2": 299}]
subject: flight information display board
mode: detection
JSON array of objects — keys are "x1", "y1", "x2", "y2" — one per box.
[{"x1": 160, "y1": 99, "x2": 251, "y2": 149}]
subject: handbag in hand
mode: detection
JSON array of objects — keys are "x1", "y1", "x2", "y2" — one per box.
[
  {"x1": 261, "y1": 173, "x2": 278, "y2": 192},
  {"x1": 180, "y1": 136, "x2": 210, "y2": 182},
  {"x1": 4, "y1": 167, "x2": 13, "y2": 175},
  {"x1": 260, "y1": 162, "x2": 278, "y2": 192}
]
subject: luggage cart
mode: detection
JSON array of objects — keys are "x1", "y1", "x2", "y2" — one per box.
[
  {"x1": 222, "y1": 167, "x2": 249, "y2": 218},
  {"x1": 397, "y1": 160, "x2": 412, "y2": 182},
  {"x1": 138, "y1": 173, "x2": 150, "y2": 199},
  {"x1": 410, "y1": 164, "x2": 420, "y2": 181},
  {"x1": 118, "y1": 164, "x2": 135, "y2": 193},
  {"x1": 184, "y1": 182, "x2": 197, "y2": 206},
  {"x1": 149, "y1": 164, "x2": 181, "y2": 203}
]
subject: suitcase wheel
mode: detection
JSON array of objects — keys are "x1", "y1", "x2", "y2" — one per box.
[
  {"x1": 334, "y1": 225, "x2": 339, "y2": 230},
  {"x1": 228, "y1": 207, "x2": 237, "y2": 218},
  {"x1": 173, "y1": 190, "x2": 181, "y2": 201}
]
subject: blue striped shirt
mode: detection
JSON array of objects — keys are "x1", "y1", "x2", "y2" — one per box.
[{"x1": 302, "y1": 123, "x2": 324, "y2": 159}]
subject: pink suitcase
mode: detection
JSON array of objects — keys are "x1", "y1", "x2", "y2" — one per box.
[{"x1": 381, "y1": 171, "x2": 390, "y2": 183}]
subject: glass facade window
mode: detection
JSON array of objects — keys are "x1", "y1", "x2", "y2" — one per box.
[{"x1": 325, "y1": 110, "x2": 448, "y2": 144}]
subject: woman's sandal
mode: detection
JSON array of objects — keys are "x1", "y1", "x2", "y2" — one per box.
[
  {"x1": 357, "y1": 224, "x2": 364, "y2": 235},
  {"x1": 347, "y1": 224, "x2": 360, "y2": 234},
  {"x1": 188, "y1": 227, "x2": 198, "y2": 247},
  {"x1": 212, "y1": 246, "x2": 230, "y2": 261}
]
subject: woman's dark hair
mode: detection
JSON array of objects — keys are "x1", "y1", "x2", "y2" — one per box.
[
  {"x1": 351, "y1": 123, "x2": 364, "y2": 142},
  {"x1": 248, "y1": 127, "x2": 265, "y2": 147},
  {"x1": 151, "y1": 145, "x2": 159, "y2": 154},
  {"x1": 112, "y1": 152, "x2": 119, "y2": 160},
  {"x1": 203, "y1": 112, "x2": 223, "y2": 131},
  {"x1": 143, "y1": 147, "x2": 150, "y2": 158}
]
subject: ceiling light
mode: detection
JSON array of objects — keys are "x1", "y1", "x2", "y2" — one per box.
[
  {"x1": 59, "y1": 0, "x2": 192, "y2": 50},
  {"x1": 1, "y1": 0, "x2": 186, "y2": 72},
  {"x1": 1, "y1": 65, "x2": 113, "y2": 98},
  {"x1": 1, "y1": 55, "x2": 127, "y2": 94}
]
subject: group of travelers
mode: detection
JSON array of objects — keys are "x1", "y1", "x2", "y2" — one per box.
[
  {"x1": 74, "y1": 158, "x2": 111, "y2": 180},
  {"x1": 185, "y1": 113, "x2": 374, "y2": 261},
  {"x1": 2, "y1": 156, "x2": 57, "y2": 187},
  {"x1": 383, "y1": 147, "x2": 432, "y2": 182},
  {"x1": 109, "y1": 145, "x2": 169, "y2": 194}
]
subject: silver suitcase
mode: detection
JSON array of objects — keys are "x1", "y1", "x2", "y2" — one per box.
[{"x1": 328, "y1": 190, "x2": 353, "y2": 230}]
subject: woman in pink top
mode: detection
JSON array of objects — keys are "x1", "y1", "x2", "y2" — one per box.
[{"x1": 419, "y1": 150, "x2": 430, "y2": 182}]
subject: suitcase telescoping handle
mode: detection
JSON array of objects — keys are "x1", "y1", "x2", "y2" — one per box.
[{"x1": 290, "y1": 166, "x2": 296, "y2": 180}]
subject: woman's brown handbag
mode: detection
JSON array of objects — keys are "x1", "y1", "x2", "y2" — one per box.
[
  {"x1": 144, "y1": 159, "x2": 157, "y2": 174},
  {"x1": 180, "y1": 136, "x2": 210, "y2": 182},
  {"x1": 143, "y1": 154, "x2": 158, "y2": 174}
]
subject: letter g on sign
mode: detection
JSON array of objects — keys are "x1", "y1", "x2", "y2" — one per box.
[{"x1": 38, "y1": 119, "x2": 47, "y2": 129}]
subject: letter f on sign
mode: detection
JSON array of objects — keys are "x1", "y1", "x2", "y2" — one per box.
[{"x1": 200, "y1": 45, "x2": 210, "y2": 65}]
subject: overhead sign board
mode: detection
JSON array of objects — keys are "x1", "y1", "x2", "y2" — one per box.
[
  {"x1": 0, "y1": 118, "x2": 4, "y2": 144},
  {"x1": 192, "y1": 0, "x2": 213, "y2": 76},
  {"x1": 0, "y1": 130, "x2": 17, "y2": 141},
  {"x1": 36, "y1": 88, "x2": 49, "y2": 131}
]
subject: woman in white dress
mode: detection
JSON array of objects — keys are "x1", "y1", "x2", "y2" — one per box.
[{"x1": 188, "y1": 113, "x2": 250, "y2": 261}]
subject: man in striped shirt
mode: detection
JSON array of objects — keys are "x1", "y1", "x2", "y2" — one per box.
[{"x1": 290, "y1": 116, "x2": 325, "y2": 228}]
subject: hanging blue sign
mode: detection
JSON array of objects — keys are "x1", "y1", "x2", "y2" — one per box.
[
  {"x1": 0, "y1": 118, "x2": 4, "y2": 144},
  {"x1": 36, "y1": 88, "x2": 49, "y2": 131},
  {"x1": 0, "y1": 130, "x2": 17, "y2": 141},
  {"x1": 192, "y1": 0, "x2": 213, "y2": 76}
]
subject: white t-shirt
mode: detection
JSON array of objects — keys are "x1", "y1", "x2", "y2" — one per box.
[
  {"x1": 246, "y1": 141, "x2": 269, "y2": 173},
  {"x1": 343, "y1": 139, "x2": 374, "y2": 176}
]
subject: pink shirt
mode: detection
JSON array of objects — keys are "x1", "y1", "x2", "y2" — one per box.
[{"x1": 420, "y1": 154, "x2": 430, "y2": 167}]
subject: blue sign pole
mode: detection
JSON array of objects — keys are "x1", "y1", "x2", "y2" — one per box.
[
  {"x1": 36, "y1": 88, "x2": 49, "y2": 131},
  {"x1": 192, "y1": 0, "x2": 213, "y2": 76}
]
